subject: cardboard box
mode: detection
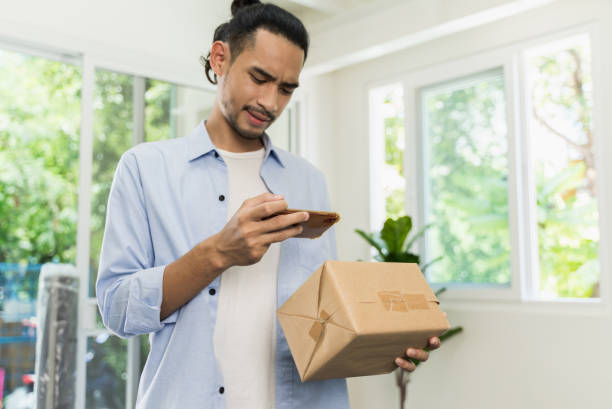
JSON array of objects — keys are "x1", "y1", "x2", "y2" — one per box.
[{"x1": 277, "y1": 261, "x2": 449, "y2": 382}]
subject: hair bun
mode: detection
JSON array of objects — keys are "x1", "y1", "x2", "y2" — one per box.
[{"x1": 231, "y1": 0, "x2": 262, "y2": 16}]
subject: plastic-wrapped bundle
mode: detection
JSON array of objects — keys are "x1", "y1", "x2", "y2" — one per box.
[{"x1": 34, "y1": 263, "x2": 79, "y2": 409}]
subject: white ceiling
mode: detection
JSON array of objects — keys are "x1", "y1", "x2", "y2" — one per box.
[
  {"x1": 270, "y1": 0, "x2": 395, "y2": 29},
  {"x1": 275, "y1": 0, "x2": 372, "y2": 15}
]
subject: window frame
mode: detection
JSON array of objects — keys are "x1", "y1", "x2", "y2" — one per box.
[{"x1": 367, "y1": 23, "x2": 610, "y2": 312}]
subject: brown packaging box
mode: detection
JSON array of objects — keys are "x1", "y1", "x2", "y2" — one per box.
[{"x1": 277, "y1": 261, "x2": 449, "y2": 382}]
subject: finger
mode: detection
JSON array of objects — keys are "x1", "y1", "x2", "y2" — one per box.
[
  {"x1": 261, "y1": 224, "x2": 304, "y2": 244},
  {"x1": 427, "y1": 337, "x2": 441, "y2": 350},
  {"x1": 395, "y1": 357, "x2": 416, "y2": 372},
  {"x1": 405, "y1": 348, "x2": 429, "y2": 362},
  {"x1": 258, "y1": 211, "x2": 309, "y2": 234},
  {"x1": 443, "y1": 312, "x2": 448, "y2": 318},
  {"x1": 241, "y1": 192, "x2": 284, "y2": 210},
  {"x1": 248, "y1": 199, "x2": 290, "y2": 221}
]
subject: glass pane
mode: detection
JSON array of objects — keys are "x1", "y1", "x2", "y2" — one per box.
[
  {"x1": 526, "y1": 35, "x2": 599, "y2": 298},
  {"x1": 95, "y1": 307, "x2": 106, "y2": 330},
  {"x1": 139, "y1": 334, "x2": 150, "y2": 375},
  {"x1": 381, "y1": 86, "x2": 405, "y2": 220},
  {"x1": 172, "y1": 84, "x2": 216, "y2": 138},
  {"x1": 145, "y1": 79, "x2": 173, "y2": 142},
  {"x1": 422, "y1": 68, "x2": 511, "y2": 285},
  {"x1": 89, "y1": 70, "x2": 134, "y2": 297},
  {"x1": 86, "y1": 334, "x2": 127, "y2": 409},
  {"x1": 369, "y1": 83, "x2": 406, "y2": 234},
  {"x1": 0, "y1": 47, "x2": 81, "y2": 402},
  {"x1": 145, "y1": 80, "x2": 217, "y2": 143}
]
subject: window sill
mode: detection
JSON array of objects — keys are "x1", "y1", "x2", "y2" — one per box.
[{"x1": 438, "y1": 294, "x2": 609, "y2": 317}]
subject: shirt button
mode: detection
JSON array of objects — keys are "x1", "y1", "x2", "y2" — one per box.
[
  {"x1": 209, "y1": 288, "x2": 216, "y2": 296},
  {"x1": 218, "y1": 195, "x2": 225, "y2": 201},
  {"x1": 219, "y1": 386, "x2": 225, "y2": 394}
]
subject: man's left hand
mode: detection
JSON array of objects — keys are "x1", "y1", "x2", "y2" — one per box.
[{"x1": 395, "y1": 336, "x2": 441, "y2": 372}]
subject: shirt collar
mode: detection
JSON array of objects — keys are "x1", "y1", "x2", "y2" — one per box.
[{"x1": 185, "y1": 120, "x2": 285, "y2": 168}]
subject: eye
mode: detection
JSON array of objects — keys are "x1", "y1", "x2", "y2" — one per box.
[
  {"x1": 280, "y1": 87, "x2": 293, "y2": 96},
  {"x1": 251, "y1": 74, "x2": 265, "y2": 84}
]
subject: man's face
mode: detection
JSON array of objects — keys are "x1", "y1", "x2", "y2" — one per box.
[{"x1": 217, "y1": 29, "x2": 304, "y2": 140}]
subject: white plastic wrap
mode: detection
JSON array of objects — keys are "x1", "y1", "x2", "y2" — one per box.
[{"x1": 34, "y1": 263, "x2": 79, "y2": 409}]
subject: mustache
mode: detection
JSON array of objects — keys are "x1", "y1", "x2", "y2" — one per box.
[{"x1": 244, "y1": 105, "x2": 276, "y2": 122}]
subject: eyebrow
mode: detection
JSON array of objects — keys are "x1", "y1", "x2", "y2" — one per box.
[{"x1": 251, "y1": 66, "x2": 299, "y2": 89}]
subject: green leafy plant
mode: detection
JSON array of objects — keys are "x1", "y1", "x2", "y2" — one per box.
[{"x1": 355, "y1": 215, "x2": 463, "y2": 409}]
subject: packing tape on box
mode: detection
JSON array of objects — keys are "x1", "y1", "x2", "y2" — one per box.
[
  {"x1": 308, "y1": 310, "x2": 331, "y2": 342},
  {"x1": 377, "y1": 291, "x2": 436, "y2": 312},
  {"x1": 307, "y1": 291, "x2": 438, "y2": 342}
]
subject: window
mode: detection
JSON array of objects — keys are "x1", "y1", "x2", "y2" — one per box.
[
  {"x1": 524, "y1": 34, "x2": 599, "y2": 299},
  {"x1": 420, "y1": 69, "x2": 511, "y2": 286},
  {"x1": 144, "y1": 79, "x2": 174, "y2": 142},
  {"x1": 369, "y1": 30, "x2": 603, "y2": 301},
  {"x1": 369, "y1": 84, "x2": 406, "y2": 231},
  {"x1": 0, "y1": 46, "x2": 81, "y2": 402},
  {"x1": 0, "y1": 39, "x2": 219, "y2": 408},
  {"x1": 86, "y1": 334, "x2": 128, "y2": 408}
]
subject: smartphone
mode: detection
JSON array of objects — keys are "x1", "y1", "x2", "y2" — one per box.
[{"x1": 276, "y1": 209, "x2": 341, "y2": 239}]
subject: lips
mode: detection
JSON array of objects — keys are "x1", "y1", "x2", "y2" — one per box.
[{"x1": 246, "y1": 109, "x2": 271, "y2": 127}]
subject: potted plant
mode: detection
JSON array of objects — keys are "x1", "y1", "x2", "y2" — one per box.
[{"x1": 355, "y1": 215, "x2": 463, "y2": 409}]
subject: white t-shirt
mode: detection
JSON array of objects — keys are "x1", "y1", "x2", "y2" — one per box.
[{"x1": 213, "y1": 147, "x2": 279, "y2": 409}]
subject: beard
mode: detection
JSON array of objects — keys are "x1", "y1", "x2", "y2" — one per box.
[
  {"x1": 225, "y1": 108, "x2": 263, "y2": 140},
  {"x1": 224, "y1": 104, "x2": 277, "y2": 140}
]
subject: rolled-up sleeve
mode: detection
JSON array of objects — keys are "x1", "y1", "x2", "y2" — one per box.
[{"x1": 96, "y1": 152, "x2": 174, "y2": 338}]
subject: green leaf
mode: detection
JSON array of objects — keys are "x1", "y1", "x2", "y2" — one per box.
[
  {"x1": 381, "y1": 216, "x2": 412, "y2": 254},
  {"x1": 355, "y1": 228, "x2": 387, "y2": 259},
  {"x1": 434, "y1": 287, "x2": 447, "y2": 297},
  {"x1": 386, "y1": 252, "x2": 419, "y2": 264},
  {"x1": 439, "y1": 326, "x2": 463, "y2": 342}
]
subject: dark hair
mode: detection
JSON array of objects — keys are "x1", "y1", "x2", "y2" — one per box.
[{"x1": 201, "y1": 0, "x2": 309, "y2": 84}]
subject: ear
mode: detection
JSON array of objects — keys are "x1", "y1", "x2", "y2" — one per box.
[{"x1": 209, "y1": 41, "x2": 230, "y2": 78}]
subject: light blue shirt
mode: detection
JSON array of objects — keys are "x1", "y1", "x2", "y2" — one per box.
[{"x1": 96, "y1": 121, "x2": 350, "y2": 409}]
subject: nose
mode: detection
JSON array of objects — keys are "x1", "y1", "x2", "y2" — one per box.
[{"x1": 257, "y1": 83, "x2": 278, "y2": 116}]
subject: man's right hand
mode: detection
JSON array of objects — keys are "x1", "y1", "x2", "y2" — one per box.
[
  {"x1": 213, "y1": 192, "x2": 309, "y2": 269},
  {"x1": 161, "y1": 193, "x2": 306, "y2": 320}
]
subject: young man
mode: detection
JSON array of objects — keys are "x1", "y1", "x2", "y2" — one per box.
[{"x1": 96, "y1": 1, "x2": 440, "y2": 408}]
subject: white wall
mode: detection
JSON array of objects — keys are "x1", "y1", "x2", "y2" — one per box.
[
  {"x1": 302, "y1": 0, "x2": 612, "y2": 407},
  {"x1": 298, "y1": 75, "x2": 337, "y2": 182}
]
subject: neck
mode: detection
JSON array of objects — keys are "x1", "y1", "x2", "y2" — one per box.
[{"x1": 206, "y1": 102, "x2": 264, "y2": 153}]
